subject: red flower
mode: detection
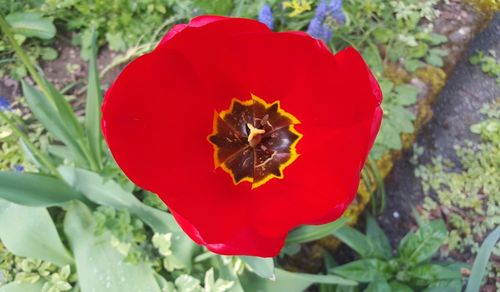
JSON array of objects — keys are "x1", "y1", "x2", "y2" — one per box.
[{"x1": 102, "y1": 16, "x2": 382, "y2": 257}]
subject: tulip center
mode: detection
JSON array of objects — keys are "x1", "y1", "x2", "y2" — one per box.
[{"x1": 208, "y1": 94, "x2": 302, "y2": 189}]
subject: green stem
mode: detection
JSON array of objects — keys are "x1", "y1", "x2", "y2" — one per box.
[
  {"x1": 0, "y1": 111, "x2": 60, "y2": 177},
  {"x1": 0, "y1": 15, "x2": 55, "y2": 107}
]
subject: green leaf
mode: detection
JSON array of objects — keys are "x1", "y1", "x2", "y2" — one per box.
[
  {"x1": 389, "y1": 281, "x2": 413, "y2": 292},
  {"x1": 0, "y1": 171, "x2": 84, "y2": 207},
  {"x1": 372, "y1": 27, "x2": 394, "y2": 43},
  {"x1": 0, "y1": 199, "x2": 73, "y2": 266},
  {"x1": 286, "y1": 217, "x2": 349, "y2": 244},
  {"x1": 240, "y1": 256, "x2": 275, "y2": 280},
  {"x1": 5, "y1": 12, "x2": 55, "y2": 40},
  {"x1": 85, "y1": 27, "x2": 103, "y2": 170},
  {"x1": 40, "y1": 47, "x2": 58, "y2": 61},
  {"x1": 424, "y1": 279, "x2": 462, "y2": 292},
  {"x1": 395, "y1": 85, "x2": 418, "y2": 106},
  {"x1": 58, "y1": 166, "x2": 197, "y2": 268},
  {"x1": 194, "y1": 0, "x2": 233, "y2": 15},
  {"x1": 404, "y1": 59, "x2": 423, "y2": 72},
  {"x1": 333, "y1": 226, "x2": 383, "y2": 259},
  {"x1": 428, "y1": 33, "x2": 448, "y2": 45},
  {"x1": 64, "y1": 201, "x2": 161, "y2": 292},
  {"x1": 366, "y1": 214, "x2": 392, "y2": 259},
  {"x1": 364, "y1": 279, "x2": 391, "y2": 292},
  {"x1": 330, "y1": 259, "x2": 391, "y2": 283},
  {"x1": 425, "y1": 54, "x2": 443, "y2": 67},
  {"x1": 241, "y1": 268, "x2": 357, "y2": 292},
  {"x1": 407, "y1": 264, "x2": 461, "y2": 285},
  {"x1": 362, "y1": 45, "x2": 384, "y2": 76},
  {"x1": 22, "y1": 81, "x2": 87, "y2": 166},
  {"x1": 465, "y1": 226, "x2": 500, "y2": 292},
  {"x1": 397, "y1": 220, "x2": 447, "y2": 266},
  {"x1": 0, "y1": 282, "x2": 44, "y2": 292}
]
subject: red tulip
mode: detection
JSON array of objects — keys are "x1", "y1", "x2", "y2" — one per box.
[{"x1": 102, "y1": 16, "x2": 382, "y2": 257}]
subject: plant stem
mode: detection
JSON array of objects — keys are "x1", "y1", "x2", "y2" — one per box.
[{"x1": 0, "y1": 110, "x2": 60, "y2": 177}]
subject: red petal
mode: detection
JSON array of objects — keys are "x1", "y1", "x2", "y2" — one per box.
[
  {"x1": 158, "y1": 15, "x2": 228, "y2": 46},
  {"x1": 102, "y1": 17, "x2": 382, "y2": 256}
]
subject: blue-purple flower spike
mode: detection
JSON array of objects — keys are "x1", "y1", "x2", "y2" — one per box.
[
  {"x1": 258, "y1": 4, "x2": 275, "y2": 30},
  {"x1": 13, "y1": 165, "x2": 24, "y2": 172},
  {"x1": 328, "y1": 0, "x2": 346, "y2": 24},
  {"x1": 0, "y1": 96, "x2": 10, "y2": 111},
  {"x1": 307, "y1": 0, "x2": 328, "y2": 39}
]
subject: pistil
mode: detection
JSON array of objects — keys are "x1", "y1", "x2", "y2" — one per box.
[{"x1": 246, "y1": 123, "x2": 265, "y2": 147}]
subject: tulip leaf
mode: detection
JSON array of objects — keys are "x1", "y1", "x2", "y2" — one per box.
[
  {"x1": 333, "y1": 226, "x2": 384, "y2": 259},
  {"x1": 241, "y1": 268, "x2": 357, "y2": 292},
  {"x1": 330, "y1": 259, "x2": 391, "y2": 283},
  {"x1": 58, "y1": 166, "x2": 197, "y2": 268},
  {"x1": 240, "y1": 256, "x2": 275, "y2": 280},
  {"x1": 85, "y1": 27, "x2": 103, "y2": 170},
  {"x1": 0, "y1": 282, "x2": 44, "y2": 292},
  {"x1": 22, "y1": 81, "x2": 88, "y2": 167},
  {"x1": 465, "y1": 226, "x2": 500, "y2": 292},
  {"x1": 366, "y1": 214, "x2": 392, "y2": 259},
  {"x1": 397, "y1": 220, "x2": 447, "y2": 265},
  {"x1": 0, "y1": 199, "x2": 73, "y2": 266},
  {"x1": 64, "y1": 201, "x2": 161, "y2": 292},
  {"x1": 0, "y1": 171, "x2": 84, "y2": 207},
  {"x1": 6, "y1": 12, "x2": 55, "y2": 39},
  {"x1": 286, "y1": 217, "x2": 349, "y2": 244}
]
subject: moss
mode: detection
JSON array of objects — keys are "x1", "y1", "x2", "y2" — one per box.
[
  {"x1": 465, "y1": 0, "x2": 500, "y2": 21},
  {"x1": 384, "y1": 63, "x2": 411, "y2": 85}
]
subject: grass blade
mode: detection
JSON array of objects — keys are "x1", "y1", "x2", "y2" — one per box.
[{"x1": 465, "y1": 226, "x2": 500, "y2": 292}]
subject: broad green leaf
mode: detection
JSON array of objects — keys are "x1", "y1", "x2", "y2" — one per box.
[
  {"x1": 397, "y1": 220, "x2": 447, "y2": 265},
  {"x1": 366, "y1": 214, "x2": 392, "y2": 259},
  {"x1": 58, "y1": 166, "x2": 197, "y2": 268},
  {"x1": 85, "y1": 27, "x2": 103, "y2": 170},
  {"x1": 22, "y1": 81, "x2": 87, "y2": 166},
  {"x1": 330, "y1": 259, "x2": 391, "y2": 283},
  {"x1": 64, "y1": 201, "x2": 161, "y2": 292},
  {"x1": 241, "y1": 268, "x2": 357, "y2": 292},
  {"x1": 333, "y1": 226, "x2": 382, "y2": 259},
  {"x1": 6, "y1": 12, "x2": 55, "y2": 39},
  {"x1": 240, "y1": 256, "x2": 275, "y2": 280},
  {"x1": 0, "y1": 171, "x2": 84, "y2": 207},
  {"x1": 286, "y1": 217, "x2": 349, "y2": 244},
  {"x1": 0, "y1": 199, "x2": 73, "y2": 266},
  {"x1": 407, "y1": 264, "x2": 461, "y2": 286},
  {"x1": 424, "y1": 279, "x2": 462, "y2": 292},
  {"x1": 465, "y1": 226, "x2": 500, "y2": 292},
  {"x1": 365, "y1": 279, "x2": 390, "y2": 292},
  {"x1": 0, "y1": 282, "x2": 44, "y2": 292},
  {"x1": 389, "y1": 281, "x2": 413, "y2": 292}
]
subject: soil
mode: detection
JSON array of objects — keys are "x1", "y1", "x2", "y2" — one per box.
[{"x1": 376, "y1": 15, "x2": 499, "y2": 292}]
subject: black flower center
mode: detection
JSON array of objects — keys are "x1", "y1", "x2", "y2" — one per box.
[{"x1": 208, "y1": 95, "x2": 302, "y2": 188}]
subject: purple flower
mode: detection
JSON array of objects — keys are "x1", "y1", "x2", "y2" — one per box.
[
  {"x1": 0, "y1": 96, "x2": 10, "y2": 111},
  {"x1": 13, "y1": 165, "x2": 24, "y2": 172},
  {"x1": 328, "y1": 0, "x2": 345, "y2": 24},
  {"x1": 307, "y1": 1, "x2": 327, "y2": 39},
  {"x1": 258, "y1": 4, "x2": 275, "y2": 30}
]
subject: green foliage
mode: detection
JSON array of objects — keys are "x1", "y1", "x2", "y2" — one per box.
[
  {"x1": 331, "y1": 217, "x2": 464, "y2": 291},
  {"x1": 470, "y1": 50, "x2": 500, "y2": 85},
  {"x1": 0, "y1": 242, "x2": 75, "y2": 292},
  {"x1": 371, "y1": 79, "x2": 419, "y2": 158},
  {"x1": 415, "y1": 101, "x2": 500, "y2": 288}
]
